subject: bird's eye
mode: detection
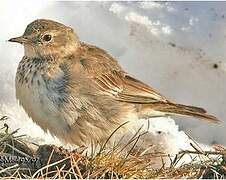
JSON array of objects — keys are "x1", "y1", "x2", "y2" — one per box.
[{"x1": 42, "y1": 34, "x2": 52, "y2": 42}]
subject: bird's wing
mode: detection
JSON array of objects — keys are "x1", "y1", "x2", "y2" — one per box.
[
  {"x1": 67, "y1": 43, "x2": 219, "y2": 124},
  {"x1": 76, "y1": 43, "x2": 169, "y2": 104}
]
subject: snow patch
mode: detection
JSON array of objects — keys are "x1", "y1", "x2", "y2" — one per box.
[
  {"x1": 139, "y1": 2, "x2": 165, "y2": 10},
  {"x1": 109, "y1": 3, "x2": 126, "y2": 15}
]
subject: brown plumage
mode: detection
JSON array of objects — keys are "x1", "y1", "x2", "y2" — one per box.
[{"x1": 9, "y1": 19, "x2": 219, "y2": 146}]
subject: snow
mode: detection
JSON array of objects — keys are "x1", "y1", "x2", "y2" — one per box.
[{"x1": 0, "y1": 1, "x2": 225, "y2": 160}]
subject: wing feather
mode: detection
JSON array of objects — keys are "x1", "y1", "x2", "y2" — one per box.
[{"x1": 77, "y1": 43, "x2": 168, "y2": 104}]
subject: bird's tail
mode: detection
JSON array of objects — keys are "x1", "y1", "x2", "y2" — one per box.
[{"x1": 140, "y1": 102, "x2": 220, "y2": 123}]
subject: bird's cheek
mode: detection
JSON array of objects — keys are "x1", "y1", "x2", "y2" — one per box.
[
  {"x1": 46, "y1": 42, "x2": 57, "y2": 49},
  {"x1": 43, "y1": 44, "x2": 60, "y2": 56}
]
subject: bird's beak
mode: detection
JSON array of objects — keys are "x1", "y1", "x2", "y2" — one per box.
[{"x1": 8, "y1": 36, "x2": 30, "y2": 44}]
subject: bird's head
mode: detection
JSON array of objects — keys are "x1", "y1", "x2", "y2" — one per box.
[{"x1": 9, "y1": 19, "x2": 79, "y2": 58}]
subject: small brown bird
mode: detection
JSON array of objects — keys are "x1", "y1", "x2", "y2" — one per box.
[{"x1": 9, "y1": 19, "x2": 219, "y2": 146}]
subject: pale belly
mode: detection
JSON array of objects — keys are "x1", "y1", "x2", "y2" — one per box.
[
  {"x1": 15, "y1": 63, "x2": 139, "y2": 146},
  {"x1": 15, "y1": 73, "x2": 73, "y2": 139},
  {"x1": 16, "y1": 80, "x2": 139, "y2": 145}
]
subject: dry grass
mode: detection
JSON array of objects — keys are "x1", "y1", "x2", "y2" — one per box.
[{"x1": 0, "y1": 115, "x2": 225, "y2": 179}]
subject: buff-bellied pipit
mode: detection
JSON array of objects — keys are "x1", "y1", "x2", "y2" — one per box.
[{"x1": 9, "y1": 19, "x2": 219, "y2": 146}]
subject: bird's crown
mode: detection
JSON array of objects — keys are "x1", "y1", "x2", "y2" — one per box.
[{"x1": 23, "y1": 19, "x2": 71, "y2": 36}]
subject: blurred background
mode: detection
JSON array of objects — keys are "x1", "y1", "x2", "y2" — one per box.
[{"x1": 0, "y1": 1, "x2": 225, "y2": 146}]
